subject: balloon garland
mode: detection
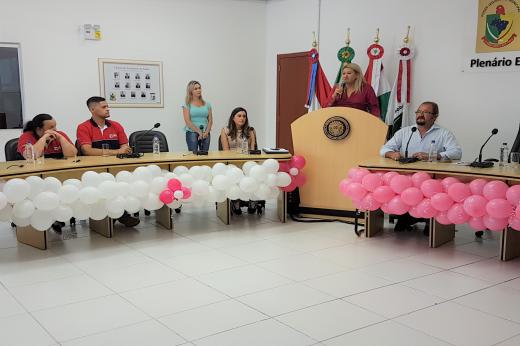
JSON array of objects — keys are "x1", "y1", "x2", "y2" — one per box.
[
  {"x1": 340, "y1": 168, "x2": 520, "y2": 231},
  {"x1": 0, "y1": 158, "x2": 307, "y2": 231}
]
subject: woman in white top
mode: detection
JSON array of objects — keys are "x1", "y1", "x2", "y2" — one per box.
[{"x1": 220, "y1": 107, "x2": 256, "y2": 151}]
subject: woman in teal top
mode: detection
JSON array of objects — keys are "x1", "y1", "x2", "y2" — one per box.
[{"x1": 182, "y1": 80, "x2": 213, "y2": 152}]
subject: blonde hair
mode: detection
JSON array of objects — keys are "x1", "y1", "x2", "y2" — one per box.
[
  {"x1": 184, "y1": 80, "x2": 205, "y2": 106},
  {"x1": 342, "y1": 63, "x2": 367, "y2": 94}
]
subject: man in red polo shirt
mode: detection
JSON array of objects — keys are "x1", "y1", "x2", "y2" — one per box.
[{"x1": 77, "y1": 96, "x2": 139, "y2": 227}]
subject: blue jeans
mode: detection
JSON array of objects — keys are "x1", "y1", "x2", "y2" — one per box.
[{"x1": 186, "y1": 131, "x2": 210, "y2": 152}]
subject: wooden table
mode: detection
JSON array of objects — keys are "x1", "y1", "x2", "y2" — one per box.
[
  {"x1": 359, "y1": 157, "x2": 520, "y2": 261},
  {"x1": 0, "y1": 151, "x2": 291, "y2": 250}
]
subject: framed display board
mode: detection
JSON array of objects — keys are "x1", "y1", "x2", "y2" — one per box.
[{"x1": 98, "y1": 58, "x2": 163, "y2": 108}]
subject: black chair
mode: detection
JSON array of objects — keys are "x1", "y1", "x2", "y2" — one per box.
[
  {"x1": 129, "y1": 130, "x2": 169, "y2": 153},
  {"x1": 4, "y1": 138, "x2": 24, "y2": 161},
  {"x1": 509, "y1": 123, "x2": 520, "y2": 161}
]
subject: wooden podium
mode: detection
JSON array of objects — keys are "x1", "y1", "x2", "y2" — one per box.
[{"x1": 291, "y1": 107, "x2": 388, "y2": 217}]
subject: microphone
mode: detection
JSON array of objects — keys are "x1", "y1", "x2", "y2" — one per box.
[
  {"x1": 132, "y1": 123, "x2": 161, "y2": 156},
  {"x1": 194, "y1": 124, "x2": 208, "y2": 155},
  {"x1": 470, "y1": 128, "x2": 498, "y2": 168},
  {"x1": 399, "y1": 126, "x2": 419, "y2": 164}
]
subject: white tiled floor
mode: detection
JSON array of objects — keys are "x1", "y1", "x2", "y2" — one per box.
[{"x1": 2, "y1": 204, "x2": 520, "y2": 345}]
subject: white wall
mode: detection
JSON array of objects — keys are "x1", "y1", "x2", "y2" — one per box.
[
  {"x1": 0, "y1": 0, "x2": 266, "y2": 160},
  {"x1": 265, "y1": 0, "x2": 520, "y2": 160}
]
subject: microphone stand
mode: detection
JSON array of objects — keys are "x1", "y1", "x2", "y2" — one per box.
[
  {"x1": 470, "y1": 129, "x2": 498, "y2": 168},
  {"x1": 399, "y1": 127, "x2": 418, "y2": 164},
  {"x1": 120, "y1": 123, "x2": 160, "y2": 159},
  {"x1": 194, "y1": 124, "x2": 208, "y2": 155}
]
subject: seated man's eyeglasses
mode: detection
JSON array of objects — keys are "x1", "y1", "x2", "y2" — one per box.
[{"x1": 415, "y1": 110, "x2": 434, "y2": 116}]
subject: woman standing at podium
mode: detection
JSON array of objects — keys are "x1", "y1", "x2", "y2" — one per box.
[
  {"x1": 183, "y1": 80, "x2": 213, "y2": 152},
  {"x1": 326, "y1": 63, "x2": 380, "y2": 118}
]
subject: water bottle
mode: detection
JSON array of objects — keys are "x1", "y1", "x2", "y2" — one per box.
[
  {"x1": 499, "y1": 142, "x2": 509, "y2": 167},
  {"x1": 152, "y1": 136, "x2": 160, "y2": 156},
  {"x1": 24, "y1": 143, "x2": 35, "y2": 164},
  {"x1": 241, "y1": 136, "x2": 249, "y2": 154},
  {"x1": 428, "y1": 140, "x2": 437, "y2": 162}
]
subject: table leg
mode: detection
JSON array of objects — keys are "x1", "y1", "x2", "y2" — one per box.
[
  {"x1": 365, "y1": 209, "x2": 384, "y2": 237},
  {"x1": 89, "y1": 217, "x2": 113, "y2": 238},
  {"x1": 429, "y1": 219, "x2": 455, "y2": 248},
  {"x1": 16, "y1": 226, "x2": 47, "y2": 250},
  {"x1": 155, "y1": 205, "x2": 173, "y2": 230},
  {"x1": 277, "y1": 191, "x2": 287, "y2": 223},
  {"x1": 216, "y1": 199, "x2": 230, "y2": 225},
  {"x1": 500, "y1": 227, "x2": 520, "y2": 261}
]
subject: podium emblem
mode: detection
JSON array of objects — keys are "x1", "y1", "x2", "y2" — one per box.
[{"x1": 323, "y1": 116, "x2": 350, "y2": 140}]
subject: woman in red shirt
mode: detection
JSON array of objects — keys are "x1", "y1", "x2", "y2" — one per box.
[
  {"x1": 18, "y1": 114, "x2": 77, "y2": 159},
  {"x1": 326, "y1": 63, "x2": 380, "y2": 117}
]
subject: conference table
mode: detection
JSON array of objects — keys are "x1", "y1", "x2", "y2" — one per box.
[
  {"x1": 0, "y1": 151, "x2": 292, "y2": 250},
  {"x1": 358, "y1": 157, "x2": 520, "y2": 261}
]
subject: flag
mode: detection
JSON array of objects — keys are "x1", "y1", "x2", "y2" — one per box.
[
  {"x1": 364, "y1": 43, "x2": 391, "y2": 120},
  {"x1": 386, "y1": 44, "x2": 415, "y2": 136},
  {"x1": 305, "y1": 48, "x2": 332, "y2": 109}
]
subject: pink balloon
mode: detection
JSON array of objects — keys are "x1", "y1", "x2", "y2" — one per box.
[
  {"x1": 517, "y1": 205, "x2": 520, "y2": 219},
  {"x1": 359, "y1": 193, "x2": 382, "y2": 211},
  {"x1": 279, "y1": 162, "x2": 291, "y2": 173},
  {"x1": 281, "y1": 178, "x2": 297, "y2": 192},
  {"x1": 431, "y1": 192, "x2": 454, "y2": 211},
  {"x1": 416, "y1": 198, "x2": 438, "y2": 218},
  {"x1": 167, "y1": 178, "x2": 182, "y2": 192},
  {"x1": 469, "y1": 217, "x2": 486, "y2": 231},
  {"x1": 375, "y1": 172, "x2": 385, "y2": 178},
  {"x1": 510, "y1": 217, "x2": 520, "y2": 231},
  {"x1": 486, "y1": 198, "x2": 514, "y2": 219},
  {"x1": 435, "y1": 211, "x2": 451, "y2": 225},
  {"x1": 400, "y1": 187, "x2": 424, "y2": 206},
  {"x1": 463, "y1": 195, "x2": 488, "y2": 217},
  {"x1": 390, "y1": 175, "x2": 413, "y2": 194},
  {"x1": 382, "y1": 171, "x2": 399, "y2": 185},
  {"x1": 159, "y1": 189, "x2": 174, "y2": 204},
  {"x1": 350, "y1": 168, "x2": 370, "y2": 183},
  {"x1": 420, "y1": 179, "x2": 444, "y2": 198},
  {"x1": 411, "y1": 172, "x2": 432, "y2": 188},
  {"x1": 447, "y1": 203, "x2": 470, "y2": 224},
  {"x1": 181, "y1": 186, "x2": 192, "y2": 200},
  {"x1": 409, "y1": 205, "x2": 422, "y2": 218},
  {"x1": 372, "y1": 185, "x2": 395, "y2": 203},
  {"x1": 469, "y1": 179, "x2": 488, "y2": 195},
  {"x1": 345, "y1": 182, "x2": 367, "y2": 201},
  {"x1": 339, "y1": 179, "x2": 350, "y2": 196},
  {"x1": 362, "y1": 173, "x2": 383, "y2": 192},
  {"x1": 380, "y1": 202, "x2": 391, "y2": 214},
  {"x1": 447, "y1": 183, "x2": 472, "y2": 203},
  {"x1": 387, "y1": 196, "x2": 409, "y2": 215},
  {"x1": 506, "y1": 185, "x2": 520, "y2": 206},
  {"x1": 441, "y1": 177, "x2": 461, "y2": 191},
  {"x1": 293, "y1": 173, "x2": 307, "y2": 187},
  {"x1": 483, "y1": 215, "x2": 509, "y2": 231},
  {"x1": 290, "y1": 156, "x2": 306, "y2": 169},
  {"x1": 483, "y1": 180, "x2": 509, "y2": 200}
]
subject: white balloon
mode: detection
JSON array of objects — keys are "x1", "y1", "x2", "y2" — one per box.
[
  {"x1": 30, "y1": 209, "x2": 54, "y2": 231},
  {"x1": 226, "y1": 167, "x2": 244, "y2": 184},
  {"x1": 289, "y1": 167, "x2": 299, "y2": 176},
  {"x1": 33, "y1": 192, "x2": 60, "y2": 211},
  {"x1": 131, "y1": 180, "x2": 149, "y2": 198},
  {"x1": 43, "y1": 177, "x2": 62, "y2": 193},
  {"x1": 213, "y1": 188, "x2": 228, "y2": 203},
  {"x1": 99, "y1": 172, "x2": 116, "y2": 182},
  {"x1": 147, "y1": 165, "x2": 162, "y2": 177},
  {"x1": 173, "y1": 190, "x2": 184, "y2": 199},
  {"x1": 150, "y1": 177, "x2": 168, "y2": 194},
  {"x1": 90, "y1": 201, "x2": 108, "y2": 220},
  {"x1": 249, "y1": 165, "x2": 268, "y2": 182},
  {"x1": 12, "y1": 215, "x2": 31, "y2": 227},
  {"x1": 163, "y1": 172, "x2": 177, "y2": 180},
  {"x1": 191, "y1": 180, "x2": 210, "y2": 196},
  {"x1": 212, "y1": 163, "x2": 228, "y2": 176},
  {"x1": 115, "y1": 182, "x2": 130, "y2": 197},
  {"x1": 79, "y1": 187, "x2": 101, "y2": 205},
  {"x1": 200, "y1": 166, "x2": 213, "y2": 182},
  {"x1": 142, "y1": 193, "x2": 163, "y2": 211},
  {"x1": 167, "y1": 199, "x2": 182, "y2": 209},
  {"x1": 0, "y1": 192, "x2": 7, "y2": 210},
  {"x1": 116, "y1": 170, "x2": 133, "y2": 183},
  {"x1": 0, "y1": 204, "x2": 13, "y2": 221},
  {"x1": 13, "y1": 199, "x2": 35, "y2": 219},
  {"x1": 173, "y1": 165, "x2": 189, "y2": 175},
  {"x1": 255, "y1": 184, "x2": 271, "y2": 200},
  {"x1": 63, "y1": 179, "x2": 82, "y2": 189},
  {"x1": 239, "y1": 177, "x2": 259, "y2": 193},
  {"x1": 239, "y1": 189, "x2": 252, "y2": 201},
  {"x1": 99, "y1": 181, "x2": 119, "y2": 199},
  {"x1": 242, "y1": 161, "x2": 257, "y2": 176},
  {"x1": 267, "y1": 187, "x2": 281, "y2": 200},
  {"x1": 81, "y1": 171, "x2": 100, "y2": 187},
  {"x1": 107, "y1": 196, "x2": 126, "y2": 215},
  {"x1": 276, "y1": 172, "x2": 291, "y2": 187},
  {"x1": 53, "y1": 205, "x2": 73, "y2": 222},
  {"x1": 189, "y1": 166, "x2": 205, "y2": 180},
  {"x1": 227, "y1": 185, "x2": 241, "y2": 200},
  {"x1": 108, "y1": 209, "x2": 125, "y2": 219},
  {"x1": 133, "y1": 166, "x2": 153, "y2": 182},
  {"x1": 26, "y1": 176, "x2": 45, "y2": 199},
  {"x1": 4, "y1": 178, "x2": 30, "y2": 203},
  {"x1": 179, "y1": 173, "x2": 194, "y2": 187},
  {"x1": 60, "y1": 185, "x2": 81, "y2": 205},
  {"x1": 72, "y1": 202, "x2": 91, "y2": 220},
  {"x1": 262, "y1": 159, "x2": 280, "y2": 174},
  {"x1": 212, "y1": 175, "x2": 232, "y2": 190},
  {"x1": 266, "y1": 174, "x2": 277, "y2": 187},
  {"x1": 124, "y1": 196, "x2": 141, "y2": 214}
]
